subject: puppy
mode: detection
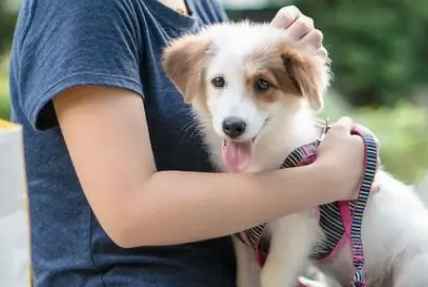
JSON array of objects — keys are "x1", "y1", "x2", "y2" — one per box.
[{"x1": 162, "y1": 21, "x2": 428, "y2": 287}]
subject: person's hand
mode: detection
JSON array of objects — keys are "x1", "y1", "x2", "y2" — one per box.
[
  {"x1": 315, "y1": 117, "x2": 381, "y2": 202},
  {"x1": 270, "y1": 6, "x2": 327, "y2": 59}
]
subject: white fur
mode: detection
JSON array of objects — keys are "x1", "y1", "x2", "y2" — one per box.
[{"x1": 168, "y1": 21, "x2": 428, "y2": 287}]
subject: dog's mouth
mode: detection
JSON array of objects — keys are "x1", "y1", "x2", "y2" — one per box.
[
  {"x1": 221, "y1": 137, "x2": 256, "y2": 173},
  {"x1": 220, "y1": 118, "x2": 269, "y2": 172}
]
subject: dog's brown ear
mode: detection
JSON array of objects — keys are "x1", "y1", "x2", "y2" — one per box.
[
  {"x1": 162, "y1": 35, "x2": 211, "y2": 103},
  {"x1": 281, "y1": 49, "x2": 326, "y2": 111}
]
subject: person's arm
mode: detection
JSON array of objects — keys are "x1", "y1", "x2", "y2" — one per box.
[{"x1": 53, "y1": 86, "x2": 358, "y2": 248}]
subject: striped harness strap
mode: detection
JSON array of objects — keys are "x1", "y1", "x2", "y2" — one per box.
[{"x1": 236, "y1": 121, "x2": 378, "y2": 287}]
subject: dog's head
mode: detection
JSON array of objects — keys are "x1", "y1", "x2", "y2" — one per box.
[{"x1": 162, "y1": 22, "x2": 331, "y2": 172}]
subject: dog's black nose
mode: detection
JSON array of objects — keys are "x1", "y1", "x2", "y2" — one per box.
[{"x1": 222, "y1": 117, "x2": 246, "y2": 139}]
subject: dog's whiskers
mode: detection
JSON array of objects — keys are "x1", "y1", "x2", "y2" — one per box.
[{"x1": 178, "y1": 120, "x2": 200, "y2": 141}]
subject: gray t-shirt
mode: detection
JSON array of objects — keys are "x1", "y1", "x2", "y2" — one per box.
[{"x1": 9, "y1": 0, "x2": 236, "y2": 286}]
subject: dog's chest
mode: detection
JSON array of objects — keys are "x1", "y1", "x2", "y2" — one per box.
[{"x1": 237, "y1": 141, "x2": 350, "y2": 264}]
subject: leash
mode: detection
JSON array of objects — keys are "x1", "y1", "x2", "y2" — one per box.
[
  {"x1": 342, "y1": 125, "x2": 377, "y2": 287},
  {"x1": 236, "y1": 120, "x2": 378, "y2": 287}
]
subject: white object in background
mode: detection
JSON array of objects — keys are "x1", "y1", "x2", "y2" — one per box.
[{"x1": 0, "y1": 119, "x2": 32, "y2": 287}]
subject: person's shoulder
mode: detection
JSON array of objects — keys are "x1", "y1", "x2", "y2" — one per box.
[
  {"x1": 21, "y1": 0, "x2": 138, "y2": 27},
  {"x1": 17, "y1": 0, "x2": 143, "y2": 53},
  {"x1": 13, "y1": 0, "x2": 145, "y2": 131}
]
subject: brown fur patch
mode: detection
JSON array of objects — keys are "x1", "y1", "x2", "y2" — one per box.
[
  {"x1": 280, "y1": 44, "x2": 324, "y2": 110},
  {"x1": 245, "y1": 42, "x2": 324, "y2": 110},
  {"x1": 162, "y1": 35, "x2": 211, "y2": 104},
  {"x1": 244, "y1": 67, "x2": 283, "y2": 107}
]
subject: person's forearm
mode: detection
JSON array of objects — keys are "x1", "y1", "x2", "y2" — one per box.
[{"x1": 117, "y1": 163, "x2": 334, "y2": 248}]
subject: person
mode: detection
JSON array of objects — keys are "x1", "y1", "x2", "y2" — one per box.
[{"x1": 9, "y1": 0, "x2": 379, "y2": 286}]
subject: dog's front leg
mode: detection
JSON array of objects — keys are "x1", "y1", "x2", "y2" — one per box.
[
  {"x1": 260, "y1": 213, "x2": 320, "y2": 287},
  {"x1": 233, "y1": 236, "x2": 260, "y2": 287}
]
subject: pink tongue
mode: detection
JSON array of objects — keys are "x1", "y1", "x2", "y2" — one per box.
[{"x1": 222, "y1": 140, "x2": 254, "y2": 172}]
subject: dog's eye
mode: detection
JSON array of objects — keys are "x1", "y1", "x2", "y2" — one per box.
[
  {"x1": 211, "y1": 76, "x2": 226, "y2": 88},
  {"x1": 254, "y1": 79, "x2": 270, "y2": 92}
]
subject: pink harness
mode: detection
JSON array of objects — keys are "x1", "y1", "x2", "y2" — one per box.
[{"x1": 236, "y1": 123, "x2": 378, "y2": 287}]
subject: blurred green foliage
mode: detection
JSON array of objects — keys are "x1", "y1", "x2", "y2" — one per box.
[
  {"x1": 0, "y1": 83, "x2": 10, "y2": 120},
  {"x1": 228, "y1": 0, "x2": 428, "y2": 107},
  {"x1": 0, "y1": 1, "x2": 15, "y2": 120},
  {"x1": 296, "y1": 0, "x2": 428, "y2": 107},
  {"x1": 319, "y1": 93, "x2": 428, "y2": 183},
  {"x1": 0, "y1": 2, "x2": 17, "y2": 56},
  {"x1": 355, "y1": 104, "x2": 428, "y2": 183},
  {"x1": 0, "y1": 56, "x2": 10, "y2": 120}
]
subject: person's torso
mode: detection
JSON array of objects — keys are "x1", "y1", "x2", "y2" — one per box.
[{"x1": 9, "y1": 1, "x2": 236, "y2": 286}]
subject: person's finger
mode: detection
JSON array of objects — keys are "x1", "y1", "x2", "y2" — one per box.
[
  {"x1": 270, "y1": 6, "x2": 301, "y2": 29},
  {"x1": 287, "y1": 15, "x2": 314, "y2": 40},
  {"x1": 300, "y1": 29, "x2": 323, "y2": 48},
  {"x1": 316, "y1": 47, "x2": 328, "y2": 59},
  {"x1": 302, "y1": 15, "x2": 315, "y2": 30}
]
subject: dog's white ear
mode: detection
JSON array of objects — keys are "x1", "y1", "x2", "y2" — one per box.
[
  {"x1": 162, "y1": 34, "x2": 211, "y2": 103},
  {"x1": 281, "y1": 49, "x2": 328, "y2": 111}
]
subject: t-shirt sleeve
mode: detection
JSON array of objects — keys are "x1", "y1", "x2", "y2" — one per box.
[{"x1": 18, "y1": 0, "x2": 143, "y2": 130}]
